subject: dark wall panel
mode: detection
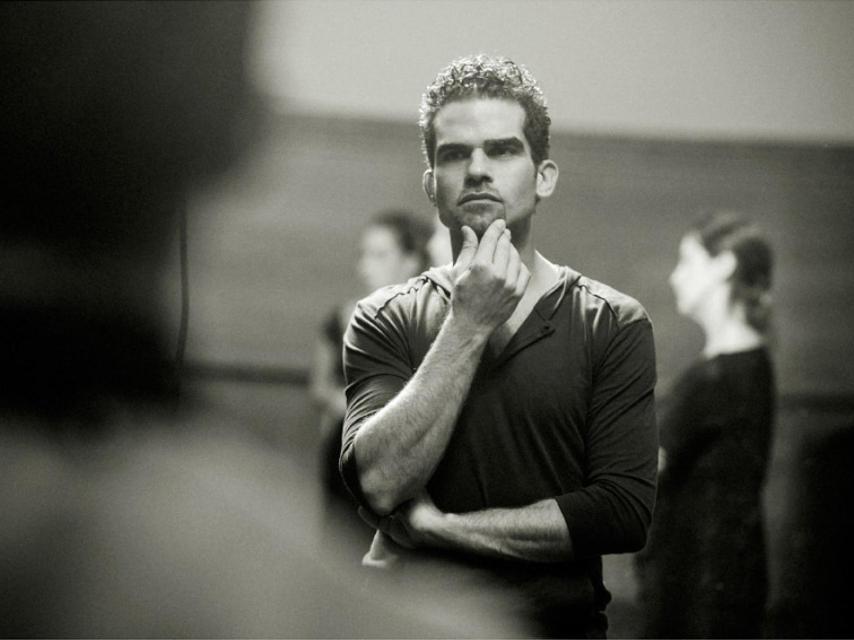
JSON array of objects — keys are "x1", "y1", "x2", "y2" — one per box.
[{"x1": 182, "y1": 114, "x2": 854, "y2": 396}]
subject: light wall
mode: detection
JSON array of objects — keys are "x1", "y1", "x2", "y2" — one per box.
[
  {"x1": 251, "y1": 0, "x2": 854, "y2": 143},
  {"x1": 171, "y1": 1, "x2": 854, "y2": 398}
]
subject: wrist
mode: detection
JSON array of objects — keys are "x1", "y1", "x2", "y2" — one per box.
[
  {"x1": 444, "y1": 308, "x2": 493, "y2": 345},
  {"x1": 419, "y1": 508, "x2": 453, "y2": 549}
]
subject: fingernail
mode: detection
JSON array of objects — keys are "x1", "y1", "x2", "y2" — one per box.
[{"x1": 496, "y1": 219, "x2": 506, "y2": 229}]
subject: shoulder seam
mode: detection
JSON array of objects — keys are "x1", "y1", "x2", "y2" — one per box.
[
  {"x1": 368, "y1": 275, "x2": 433, "y2": 321},
  {"x1": 570, "y1": 277, "x2": 633, "y2": 328},
  {"x1": 615, "y1": 316, "x2": 652, "y2": 333}
]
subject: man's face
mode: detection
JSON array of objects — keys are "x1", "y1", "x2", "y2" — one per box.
[{"x1": 428, "y1": 98, "x2": 539, "y2": 238}]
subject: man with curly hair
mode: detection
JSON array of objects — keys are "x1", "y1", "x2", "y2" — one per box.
[{"x1": 340, "y1": 55, "x2": 658, "y2": 637}]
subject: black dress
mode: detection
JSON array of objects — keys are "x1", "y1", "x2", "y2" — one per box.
[{"x1": 637, "y1": 348, "x2": 775, "y2": 638}]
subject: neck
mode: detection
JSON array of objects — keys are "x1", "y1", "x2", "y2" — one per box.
[
  {"x1": 507, "y1": 216, "x2": 536, "y2": 267},
  {"x1": 699, "y1": 300, "x2": 764, "y2": 358}
]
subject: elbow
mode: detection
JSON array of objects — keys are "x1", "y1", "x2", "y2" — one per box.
[
  {"x1": 358, "y1": 466, "x2": 407, "y2": 517},
  {"x1": 594, "y1": 493, "x2": 652, "y2": 554},
  {"x1": 347, "y1": 419, "x2": 424, "y2": 516},
  {"x1": 614, "y1": 507, "x2": 652, "y2": 553},
  {"x1": 591, "y1": 520, "x2": 647, "y2": 556},
  {"x1": 620, "y1": 521, "x2": 649, "y2": 553},
  {"x1": 348, "y1": 425, "x2": 413, "y2": 516},
  {"x1": 602, "y1": 481, "x2": 655, "y2": 554},
  {"x1": 566, "y1": 482, "x2": 655, "y2": 556},
  {"x1": 348, "y1": 438, "x2": 405, "y2": 516}
]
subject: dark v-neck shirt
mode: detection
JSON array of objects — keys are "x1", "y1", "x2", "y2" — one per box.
[{"x1": 340, "y1": 264, "x2": 658, "y2": 624}]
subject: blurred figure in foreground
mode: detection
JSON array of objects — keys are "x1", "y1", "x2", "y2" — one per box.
[
  {"x1": 310, "y1": 210, "x2": 432, "y2": 552},
  {"x1": 0, "y1": 3, "x2": 523, "y2": 636},
  {"x1": 637, "y1": 211, "x2": 776, "y2": 638}
]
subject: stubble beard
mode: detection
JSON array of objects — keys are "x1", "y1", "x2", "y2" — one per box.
[{"x1": 458, "y1": 203, "x2": 504, "y2": 239}]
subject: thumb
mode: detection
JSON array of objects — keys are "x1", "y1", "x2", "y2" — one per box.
[{"x1": 454, "y1": 226, "x2": 478, "y2": 271}]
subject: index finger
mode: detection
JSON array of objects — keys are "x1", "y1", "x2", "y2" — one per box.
[
  {"x1": 473, "y1": 219, "x2": 506, "y2": 265},
  {"x1": 453, "y1": 225, "x2": 479, "y2": 272}
]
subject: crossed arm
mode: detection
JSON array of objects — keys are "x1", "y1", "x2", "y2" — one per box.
[
  {"x1": 359, "y1": 492, "x2": 573, "y2": 563},
  {"x1": 349, "y1": 305, "x2": 574, "y2": 562},
  {"x1": 349, "y1": 221, "x2": 526, "y2": 513},
  {"x1": 344, "y1": 221, "x2": 575, "y2": 562},
  {"x1": 343, "y1": 222, "x2": 656, "y2": 564},
  {"x1": 351, "y1": 309, "x2": 494, "y2": 516}
]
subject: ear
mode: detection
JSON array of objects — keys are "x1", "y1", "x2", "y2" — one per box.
[
  {"x1": 535, "y1": 160, "x2": 559, "y2": 199},
  {"x1": 422, "y1": 169, "x2": 436, "y2": 206}
]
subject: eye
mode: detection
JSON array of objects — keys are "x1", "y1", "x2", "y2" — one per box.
[
  {"x1": 488, "y1": 143, "x2": 519, "y2": 158},
  {"x1": 438, "y1": 147, "x2": 467, "y2": 163}
]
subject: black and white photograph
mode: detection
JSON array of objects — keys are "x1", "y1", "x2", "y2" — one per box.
[{"x1": 2, "y1": 1, "x2": 853, "y2": 637}]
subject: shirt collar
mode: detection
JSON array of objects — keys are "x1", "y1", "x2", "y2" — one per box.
[{"x1": 422, "y1": 263, "x2": 581, "y2": 319}]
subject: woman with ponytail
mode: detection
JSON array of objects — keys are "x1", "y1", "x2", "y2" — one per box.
[{"x1": 637, "y1": 211, "x2": 776, "y2": 638}]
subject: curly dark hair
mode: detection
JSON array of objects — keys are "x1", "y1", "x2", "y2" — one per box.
[{"x1": 419, "y1": 54, "x2": 551, "y2": 168}]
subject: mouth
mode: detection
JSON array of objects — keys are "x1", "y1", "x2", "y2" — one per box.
[{"x1": 458, "y1": 192, "x2": 501, "y2": 205}]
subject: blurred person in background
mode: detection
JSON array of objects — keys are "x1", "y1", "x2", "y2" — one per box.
[
  {"x1": 310, "y1": 209, "x2": 432, "y2": 552},
  {"x1": 340, "y1": 54, "x2": 658, "y2": 638},
  {"x1": 0, "y1": 3, "x2": 524, "y2": 637},
  {"x1": 636, "y1": 211, "x2": 775, "y2": 638}
]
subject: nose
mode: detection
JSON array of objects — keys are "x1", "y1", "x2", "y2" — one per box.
[{"x1": 465, "y1": 148, "x2": 492, "y2": 185}]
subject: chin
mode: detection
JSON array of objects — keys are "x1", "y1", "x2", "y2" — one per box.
[
  {"x1": 461, "y1": 212, "x2": 501, "y2": 238},
  {"x1": 468, "y1": 220, "x2": 491, "y2": 239}
]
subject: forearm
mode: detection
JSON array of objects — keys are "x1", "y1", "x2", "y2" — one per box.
[
  {"x1": 353, "y1": 310, "x2": 489, "y2": 514},
  {"x1": 425, "y1": 499, "x2": 573, "y2": 563}
]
